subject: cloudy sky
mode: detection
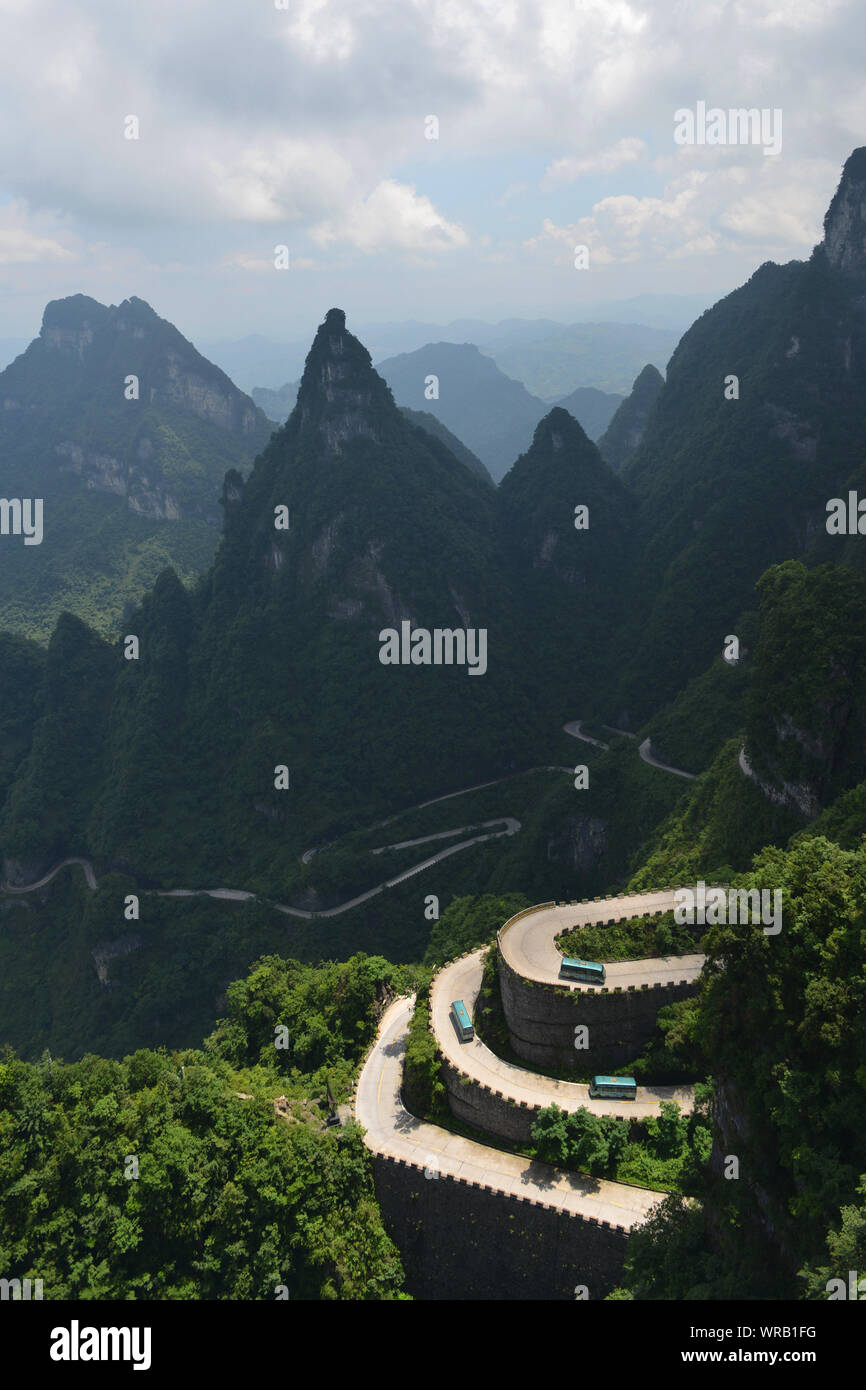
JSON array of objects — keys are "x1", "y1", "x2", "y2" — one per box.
[{"x1": 0, "y1": 0, "x2": 863, "y2": 346}]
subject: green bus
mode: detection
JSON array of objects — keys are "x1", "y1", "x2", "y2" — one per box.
[
  {"x1": 450, "y1": 999, "x2": 474, "y2": 1042},
  {"x1": 560, "y1": 957, "x2": 606, "y2": 985},
  {"x1": 589, "y1": 1075, "x2": 637, "y2": 1101}
]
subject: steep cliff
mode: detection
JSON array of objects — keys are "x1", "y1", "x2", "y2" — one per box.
[{"x1": 0, "y1": 295, "x2": 273, "y2": 639}]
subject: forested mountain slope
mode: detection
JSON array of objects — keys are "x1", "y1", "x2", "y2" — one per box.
[{"x1": 0, "y1": 295, "x2": 273, "y2": 641}]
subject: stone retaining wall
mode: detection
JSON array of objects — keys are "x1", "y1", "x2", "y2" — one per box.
[
  {"x1": 498, "y1": 944, "x2": 698, "y2": 1071},
  {"x1": 371, "y1": 1152, "x2": 629, "y2": 1300}
]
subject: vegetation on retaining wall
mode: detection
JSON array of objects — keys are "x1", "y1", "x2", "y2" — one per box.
[
  {"x1": 401, "y1": 989, "x2": 447, "y2": 1119},
  {"x1": 556, "y1": 910, "x2": 704, "y2": 962},
  {"x1": 531, "y1": 1097, "x2": 713, "y2": 1193}
]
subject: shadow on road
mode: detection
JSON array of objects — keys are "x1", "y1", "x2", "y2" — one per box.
[{"x1": 518, "y1": 1157, "x2": 603, "y2": 1196}]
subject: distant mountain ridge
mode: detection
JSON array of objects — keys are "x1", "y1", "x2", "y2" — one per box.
[
  {"x1": 550, "y1": 385, "x2": 623, "y2": 438},
  {"x1": 376, "y1": 341, "x2": 548, "y2": 482},
  {"x1": 0, "y1": 293, "x2": 273, "y2": 640},
  {"x1": 256, "y1": 358, "x2": 622, "y2": 482},
  {"x1": 252, "y1": 380, "x2": 299, "y2": 422},
  {"x1": 483, "y1": 321, "x2": 677, "y2": 398},
  {"x1": 399, "y1": 408, "x2": 494, "y2": 485},
  {"x1": 203, "y1": 306, "x2": 696, "y2": 393}
]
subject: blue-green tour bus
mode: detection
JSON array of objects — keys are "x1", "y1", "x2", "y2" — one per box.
[
  {"x1": 589, "y1": 1075, "x2": 637, "y2": 1101},
  {"x1": 559, "y1": 957, "x2": 606, "y2": 984},
  {"x1": 450, "y1": 999, "x2": 474, "y2": 1041}
]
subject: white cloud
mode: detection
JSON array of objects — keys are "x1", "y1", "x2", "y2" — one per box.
[
  {"x1": 0, "y1": 0, "x2": 859, "y2": 326},
  {"x1": 732, "y1": 0, "x2": 846, "y2": 31},
  {"x1": 526, "y1": 174, "x2": 710, "y2": 265},
  {"x1": 542, "y1": 137, "x2": 647, "y2": 187},
  {"x1": 280, "y1": 0, "x2": 358, "y2": 64},
  {"x1": 310, "y1": 179, "x2": 468, "y2": 254},
  {"x1": 204, "y1": 141, "x2": 359, "y2": 224},
  {"x1": 525, "y1": 159, "x2": 830, "y2": 268},
  {"x1": 0, "y1": 204, "x2": 76, "y2": 265}
]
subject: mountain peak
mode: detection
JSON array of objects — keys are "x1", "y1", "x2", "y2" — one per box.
[
  {"x1": 823, "y1": 146, "x2": 866, "y2": 274},
  {"x1": 41, "y1": 294, "x2": 109, "y2": 334},
  {"x1": 530, "y1": 405, "x2": 591, "y2": 452},
  {"x1": 598, "y1": 362, "x2": 664, "y2": 471},
  {"x1": 294, "y1": 307, "x2": 397, "y2": 450}
]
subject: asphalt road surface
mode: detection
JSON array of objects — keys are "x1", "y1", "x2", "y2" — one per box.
[
  {"x1": 354, "y1": 994, "x2": 664, "y2": 1229},
  {"x1": 498, "y1": 891, "x2": 705, "y2": 989},
  {"x1": 430, "y1": 947, "x2": 696, "y2": 1119}
]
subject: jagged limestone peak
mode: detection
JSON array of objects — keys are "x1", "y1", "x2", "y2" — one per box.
[
  {"x1": 823, "y1": 146, "x2": 866, "y2": 274},
  {"x1": 294, "y1": 307, "x2": 397, "y2": 449}
]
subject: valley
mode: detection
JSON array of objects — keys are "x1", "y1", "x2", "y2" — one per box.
[{"x1": 2, "y1": 115, "x2": 866, "y2": 1321}]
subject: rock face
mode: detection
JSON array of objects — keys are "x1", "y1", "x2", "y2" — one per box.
[
  {"x1": 40, "y1": 295, "x2": 262, "y2": 436},
  {"x1": 54, "y1": 440, "x2": 187, "y2": 520},
  {"x1": 91, "y1": 934, "x2": 143, "y2": 989},
  {"x1": 160, "y1": 352, "x2": 261, "y2": 436},
  {"x1": 823, "y1": 146, "x2": 866, "y2": 274},
  {"x1": 546, "y1": 814, "x2": 608, "y2": 874},
  {"x1": 0, "y1": 294, "x2": 272, "y2": 523},
  {"x1": 295, "y1": 307, "x2": 392, "y2": 455},
  {"x1": 710, "y1": 1074, "x2": 796, "y2": 1267},
  {"x1": 1, "y1": 856, "x2": 51, "y2": 887}
]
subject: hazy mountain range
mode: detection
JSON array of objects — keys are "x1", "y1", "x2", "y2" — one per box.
[
  {"x1": 0, "y1": 294, "x2": 272, "y2": 640},
  {"x1": 253, "y1": 348, "x2": 629, "y2": 481}
]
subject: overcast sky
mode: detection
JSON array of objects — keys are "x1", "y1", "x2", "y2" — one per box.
[{"x1": 0, "y1": 0, "x2": 863, "y2": 346}]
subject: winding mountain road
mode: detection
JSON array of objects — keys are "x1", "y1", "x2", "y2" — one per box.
[
  {"x1": 355, "y1": 993, "x2": 664, "y2": 1230},
  {"x1": 0, "y1": 748, "x2": 705, "y2": 1234},
  {"x1": 157, "y1": 814, "x2": 520, "y2": 917},
  {"x1": 0, "y1": 816, "x2": 524, "y2": 918},
  {"x1": 355, "y1": 881, "x2": 706, "y2": 1228},
  {"x1": 1, "y1": 719, "x2": 694, "y2": 912},
  {"x1": 563, "y1": 721, "x2": 696, "y2": 780},
  {"x1": 430, "y1": 944, "x2": 697, "y2": 1120},
  {"x1": 636, "y1": 738, "x2": 696, "y2": 780},
  {"x1": 1, "y1": 857, "x2": 98, "y2": 893},
  {"x1": 498, "y1": 890, "x2": 704, "y2": 989}
]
